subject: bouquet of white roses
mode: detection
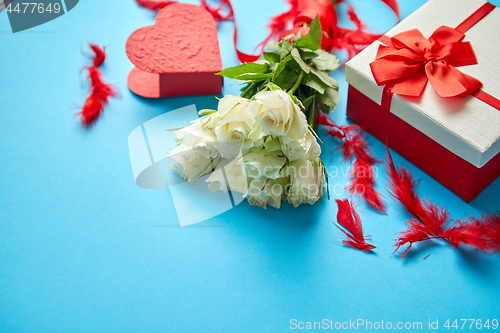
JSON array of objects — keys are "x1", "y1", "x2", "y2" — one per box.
[{"x1": 168, "y1": 17, "x2": 340, "y2": 209}]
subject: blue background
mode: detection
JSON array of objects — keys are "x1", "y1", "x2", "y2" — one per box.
[{"x1": 1, "y1": 0, "x2": 499, "y2": 332}]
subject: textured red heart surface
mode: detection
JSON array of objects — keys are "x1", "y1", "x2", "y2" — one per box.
[{"x1": 126, "y1": 3, "x2": 223, "y2": 98}]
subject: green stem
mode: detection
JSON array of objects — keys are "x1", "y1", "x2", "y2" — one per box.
[
  {"x1": 257, "y1": 78, "x2": 271, "y2": 93},
  {"x1": 287, "y1": 71, "x2": 305, "y2": 96},
  {"x1": 308, "y1": 97, "x2": 316, "y2": 127},
  {"x1": 241, "y1": 82, "x2": 258, "y2": 99}
]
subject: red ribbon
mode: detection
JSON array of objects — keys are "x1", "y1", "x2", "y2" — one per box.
[
  {"x1": 370, "y1": 26, "x2": 482, "y2": 98},
  {"x1": 370, "y1": 2, "x2": 500, "y2": 112},
  {"x1": 276, "y1": 0, "x2": 400, "y2": 55},
  {"x1": 135, "y1": 0, "x2": 400, "y2": 63}
]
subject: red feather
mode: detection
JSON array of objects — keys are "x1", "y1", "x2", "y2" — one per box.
[
  {"x1": 385, "y1": 147, "x2": 426, "y2": 220},
  {"x1": 393, "y1": 219, "x2": 435, "y2": 258},
  {"x1": 342, "y1": 239, "x2": 376, "y2": 252},
  {"x1": 346, "y1": 158, "x2": 385, "y2": 213},
  {"x1": 86, "y1": 66, "x2": 117, "y2": 106},
  {"x1": 386, "y1": 147, "x2": 500, "y2": 257},
  {"x1": 336, "y1": 199, "x2": 364, "y2": 241},
  {"x1": 316, "y1": 112, "x2": 334, "y2": 126},
  {"x1": 332, "y1": 3, "x2": 384, "y2": 59},
  {"x1": 345, "y1": 3, "x2": 364, "y2": 29},
  {"x1": 443, "y1": 215, "x2": 500, "y2": 252},
  {"x1": 335, "y1": 199, "x2": 376, "y2": 252},
  {"x1": 317, "y1": 113, "x2": 386, "y2": 212},
  {"x1": 77, "y1": 94, "x2": 102, "y2": 128},
  {"x1": 88, "y1": 43, "x2": 106, "y2": 67},
  {"x1": 486, "y1": 215, "x2": 500, "y2": 251},
  {"x1": 76, "y1": 44, "x2": 117, "y2": 127}
]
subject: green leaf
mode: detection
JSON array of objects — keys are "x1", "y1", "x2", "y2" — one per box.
[
  {"x1": 295, "y1": 16, "x2": 322, "y2": 51},
  {"x1": 304, "y1": 73, "x2": 328, "y2": 94},
  {"x1": 302, "y1": 94, "x2": 315, "y2": 106},
  {"x1": 167, "y1": 127, "x2": 185, "y2": 132},
  {"x1": 266, "y1": 82, "x2": 282, "y2": 91},
  {"x1": 253, "y1": 58, "x2": 269, "y2": 65},
  {"x1": 217, "y1": 63, "x2": 269, "y2": 79},
  {"x1": 297, "y1": 86, "x2": 308, "y2": 104},
  {"x1": 311, "y1": 49, "x2": 340, "y2": 72},
  {"x1": 273, "y1": 54, "x2": 300, "y2": 91},
  {"x1": 294, "y1": 30, "x2": 303, "y2": 42},
  {"x1": 273, "y1": 55, "x2": 297, "y2": 89},
  {"x1": 240, "y1": 81, "x2": 260, "y2": 99},
  {"x1": 276, "y1": 73, "x2": 299, "y2": 91},
  {"x1": 280, "y1": 38, "x2": 293, "y2": 60},
  {"x1": 274, "y1": 54, "x2": 292, "y2": 81},
  {"x1": 236, "y1": 73, "x2": 274, "y2": 81},
  {"x1": 198, "y1": 109, "x2": 217, "y2": 115},
  {"x1": 310, "y1": 67, "x2": 338, "y2": 88},
  {"x1": 303, "y1": 97, "x2": 313, "y2": 111},
  {"x1": 318, "y1": 100, "x2": 331, "y2": 114},
  {"x1": 291, "y1": 48, "x2": 310, "y2": 73},
  {"x1": 287, "y1": 59, "x2": 301, "y2": 73},
  {"x1": 290, "y1": 94, "x2": 305, "y2": 110},
  {"x1": 298, "y1": 48, "x2": 317, "y2": 60},
  {"x1": 284, "y1": 70, "x2": 300, "y2": 84},
  {"x1": 263, "y1": 42, "x2": 281, "y2": 63},
  {"x1": 318, "y1": 86, "x2": 340, "y2": 110}
]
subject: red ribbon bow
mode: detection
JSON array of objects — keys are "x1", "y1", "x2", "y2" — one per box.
[{"x1": 370, "y1": 26, "x2": 482, "y2": 98}]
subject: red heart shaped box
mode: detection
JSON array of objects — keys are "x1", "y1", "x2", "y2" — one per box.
[{"x1": 126, "y1": 3, "x2": 223, "y2": 98}]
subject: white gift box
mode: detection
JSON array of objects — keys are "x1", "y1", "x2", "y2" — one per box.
[{"x1": 345, "y1": 0, "x2": 500, "y2": 202}]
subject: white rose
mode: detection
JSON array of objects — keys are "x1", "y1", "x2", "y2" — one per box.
[
  {"x1": 200, "y1": 111, "x2": 220, "y2": 131},
  {"x1": 245, "y1": 177, "x2": 270, "y2": 209},
  {"x1": 173, "y1": 116, "x2": 218, "y2": 158},
  {"x1": 168, "y1": 143, "x2": 219, "y2": 183},
  {"x1": 168, "y1": 119, "x2": 219, "y2": 183},
  {"x1": 280, "y1": 129, "x2": 321, "y2": 161},
  {"x1": 263, "y1": 136, "x2": 282, "y2": 154},
  {"x1": 262, "y1": 177, "x2": 289, "y2": 209},
  {"x1": 285, "y1": 158, "x2": 325, "y2": 208},
  {"x1": 246, "y1": 90, "x2": 308, "y2": 139},
  {"x1": 206, "y1": 156, "x2": 248, "y2": 195},
  {"x1": 214, "y1": 96, "x2": 255, "y2": 158},
  {"x1": 243, "y1": 148, "x2": 287, "y2": 180},
  {"x1": 245, "y1": 176, "x2": 290, "y2": 209}
]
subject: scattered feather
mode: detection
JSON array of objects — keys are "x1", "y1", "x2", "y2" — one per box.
[
  {"x1": 317, "y1": 113, "x2": 386, "y2": 212},
  {"x1": 76, "y1": 44, "x2": 117, "y2": 127},
  {"x1": 335, "y1": 199, "x2": 376, "y2": 252},
  {"x1": 386, "y1": 147, "x2": 500, "y2": 257}
]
